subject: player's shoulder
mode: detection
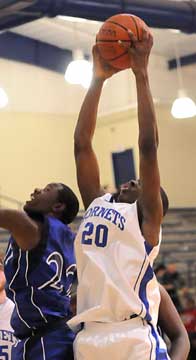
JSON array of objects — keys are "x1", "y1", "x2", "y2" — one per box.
[
  {"x1": 46, "y1": 216, "x2": 75, "y2": 241},
  {"x1": 46, "y1": 215, "x2": 65, "y2": 230},
  {"x1": 0, "y1": 298, "x2": 14, "y2": 315}
]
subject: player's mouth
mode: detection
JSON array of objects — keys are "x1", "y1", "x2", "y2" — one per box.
[
  {"x1": 25, "y1": 194, "x2": 38, "y2": 205},
  {"x1": 120, "y1": 183, "x2": 130, "y2": 192}
]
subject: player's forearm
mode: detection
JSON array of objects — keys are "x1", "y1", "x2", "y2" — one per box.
[
  {"x1": 74, "y1": 77, "x2": 104, "y2": 150},
  {"x1": 159, "y1": 285, "x2": 190, "y2": 360},
  {"x1": 135, "y1": 70, "x2": 158, "y2": 153},
  {"x1": 169, "y1": 336, "x2": 190, "y2": 360},
  {"x1": 0, "y1": 209, "x2": 21, "y2": 232},
  {"x1": 0, "y1": 209, "x2": 40, "y2": 250}
]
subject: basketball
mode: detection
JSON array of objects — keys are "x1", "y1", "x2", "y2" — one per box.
[{"x1": 96, "y1": 13, "x2": 149, "y2": 69}]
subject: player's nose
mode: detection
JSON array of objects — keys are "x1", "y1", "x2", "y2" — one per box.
[
  {"x1": 130, "y1": 180, "x2": 137, "y2": 187},
  {"x1": 34, "y1": 188, "x2": 42, "y2": 195}
]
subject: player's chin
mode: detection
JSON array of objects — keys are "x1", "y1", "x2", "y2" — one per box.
[
  {"x1": 23, "y1": 202, "x2": 35, "y2": 211},
  {"x1": 117, "y1": 194, "x2": 125, "y2": 203},
  {"x1": 23, "y1": 203, "x2": 28, "y2": 211},
  {"x1": 118, "y1": 193, "x2": 133, "y2": 204}
]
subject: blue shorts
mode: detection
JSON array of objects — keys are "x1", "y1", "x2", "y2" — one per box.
[{"x1": 12, "y1": 325, "x2": 75, "y2": 360}]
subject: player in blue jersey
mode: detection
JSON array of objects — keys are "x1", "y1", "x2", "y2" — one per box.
[{"x1": 2, "y1": 182, "x2": 79, "y2": 359}]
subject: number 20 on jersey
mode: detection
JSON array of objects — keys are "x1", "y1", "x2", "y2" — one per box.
[{"x1": 81, "y1": 222, "x2": 108, "y2": 248}]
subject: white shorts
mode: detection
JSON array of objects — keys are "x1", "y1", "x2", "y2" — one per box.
[{"x1": 73, "y1": 317, "x2": 170, "y2": 360}]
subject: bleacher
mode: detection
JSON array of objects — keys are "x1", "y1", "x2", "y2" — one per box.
[
  {"x1": 157, "y1": 208, "x2": 196, "y2": 289},
  {"x1": 0, "y1": 229, "x2": 10, "y2": 254}
]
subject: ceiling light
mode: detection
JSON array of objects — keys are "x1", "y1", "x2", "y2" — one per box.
[
  {"x1": 58, "y1": 15, "x2": 88, "y2": 23},
  {"x1": 0, "y1": 88, "x2": 8, "y2": 109},
  {"x1": 65, "y1": 49, "x2": 92, "y2": 88},
  {"x1": 171, "y1": 42, "x2": 196, "y2": 119},
  {"x1": 171, "y1": 90, "x2": 196, "y2": 119},
  {"x1": 169, "y1": 29, "x2": 181, "y2": 34},
  {"x1": 58, "y1": 15, "x2": 100, "y2": 24}
]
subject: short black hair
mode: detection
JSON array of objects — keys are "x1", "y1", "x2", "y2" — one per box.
[
  {"x1": 160, "y1": 187, "x2": 169, "y2": 216},
  {"x1": 155, "y1": 263, "x2": 166, "y2": 274},
  {"x1": 58, "y1": 184, "x2": 79, "y2": 224}
]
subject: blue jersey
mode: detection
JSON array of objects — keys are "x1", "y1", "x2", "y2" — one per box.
[{"x1": 4, "y1": 216, "x2": 76, "y2": 338}]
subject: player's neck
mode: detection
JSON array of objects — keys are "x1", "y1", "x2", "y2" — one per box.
[{"x1": 0, "y1": 289, "x2": 6, "y2": 304}]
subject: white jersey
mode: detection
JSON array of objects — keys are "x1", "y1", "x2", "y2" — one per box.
[
  {"x1": 69, "y1": 194, "x2": 162, "y2": 330},
  {"x1": 0, "y1": 298, "x2": 16, "y2": 359}
]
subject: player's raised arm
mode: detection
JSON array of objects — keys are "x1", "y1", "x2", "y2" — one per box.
[
  {"x1": 0, "y1": 209, "x2": 40, "y2": 250},
  {"x1": 130, "y1": 29, "x2": 163, "y2": 247},
  {"x1": 74, "y1": 46, "x2": 120, "y2": 210},
  {"x1": 159, "y1": 285, "x2": 190, "y2": 360}
]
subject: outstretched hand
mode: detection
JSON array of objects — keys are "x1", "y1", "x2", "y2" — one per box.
[
  {"x1": 92, "y1": 45, "x2": 121, "y2": 81},
  {"x1": 119, "y1": 28, "x2": 153, "y2": 74}
]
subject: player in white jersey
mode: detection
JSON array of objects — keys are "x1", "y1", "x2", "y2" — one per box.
[
  {"x1": 0, "y1": 258, "x2": 17, "y2": 359},
  {"x1": 68, "y1": 29, "x2": 188, "y2": 360}
]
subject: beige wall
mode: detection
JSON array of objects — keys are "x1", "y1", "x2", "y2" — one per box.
[
  {"x1": 95, "y1": 109, "x2": 139, "y2": 189},
  {"x1": 0, "y1": 111, "x2": 79, "y2": 207},
  {"x1": 0, "y1": 105, "x2": 195, "y2": 210},
  {"x1": 158, "y1": 106, "x2": 196, "y2": 207},
  {"x1": 0, "y1": 56, "x2": 196, "y2": 209},
  {"x1": 95, "y1": 106, "x2": 196, "y2": 208}
]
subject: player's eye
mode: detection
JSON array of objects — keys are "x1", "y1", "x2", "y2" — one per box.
[{"x1": 44, "y1": 187, "x2": 50, "y2": 192}]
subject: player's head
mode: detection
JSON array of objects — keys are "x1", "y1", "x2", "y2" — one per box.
[
  {"x1": 116, "y1": 179, "x2": 169, "y2": 216},
  {"x1": 154, "y1": 263, "x2": 166, "y2": 276},
  {"x1": 166, "y1": 263, "x2": 177, "y2": 273},
  {"x1": 24, "y1": 183, "x2": 79, "y2": 224},
  {"x1": 117, "y1": 180, "x2": 141, "y2": 204}
]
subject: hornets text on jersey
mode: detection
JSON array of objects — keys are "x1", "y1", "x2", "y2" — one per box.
[{"x1": 0, "y1": 298, "x2": 17, "y2": 359}]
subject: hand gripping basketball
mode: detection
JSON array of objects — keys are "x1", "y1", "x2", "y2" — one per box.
[{"x1": 96, "y1": 13, "x2": 150, "y2": 70}]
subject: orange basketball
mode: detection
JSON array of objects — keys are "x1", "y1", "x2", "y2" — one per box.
[{"x1": 96, "y1": 13, "x2": 149, "y2": 70}]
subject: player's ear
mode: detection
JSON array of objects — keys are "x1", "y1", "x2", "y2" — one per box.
[{"x1": 52, "y1": 203, "x2": 66, "y2": 214}]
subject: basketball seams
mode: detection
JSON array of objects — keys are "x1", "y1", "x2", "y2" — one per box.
[
  {"x1": 107, "y1": 17, "x2": 140, "y2": 41},
  {"x1": 129, "y1": 15, "x2": 140, "y2": 40},
  {"x1": 97, "y1": 20, "x2": 131, "y2": 43},
  {"x1": 96, "y1": 19, "x2": 131, "y2": 63},
  {"x1": 106, "y1": 20, "x2": 130, "y2": 33},
  {"x1": 96, "y1": 41, "x2": 129, "y2": 62}
]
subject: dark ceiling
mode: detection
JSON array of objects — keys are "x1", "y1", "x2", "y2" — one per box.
[{"x1": 0, "y1": 0, "x2": 196, "y2": 33}]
